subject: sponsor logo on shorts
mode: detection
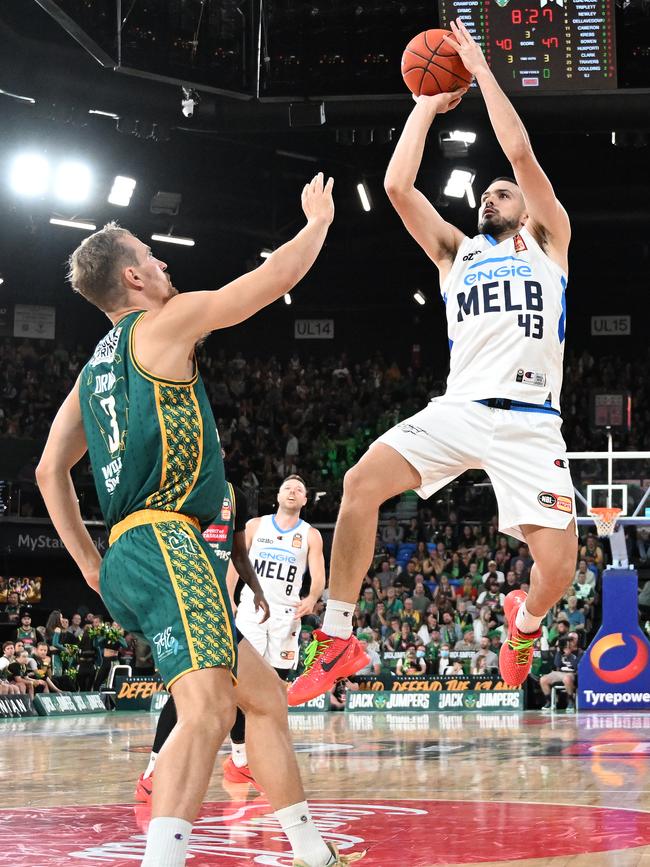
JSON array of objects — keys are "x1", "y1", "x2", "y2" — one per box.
[
  {"x1": 153, "y1": 626, "x2": 179, "y2": 662},
  {"x1": 167, "y1": 529, "x2": 199, "y2": 556},
  {"x1": 220, "y1": 498, "x2": 232, "y2": 522},
  {"x1": 538, "y1": 491, "x2": 573, "y2": 513},
  {"x1": 292, "y1": 532, "x2": 303, "y2": 548},
  {"x1": 513, "y1": 233, "x2": 528, "y2": 253},
  {"x1": 203, "y1": 524, "x2": 229, "y2": 543}
]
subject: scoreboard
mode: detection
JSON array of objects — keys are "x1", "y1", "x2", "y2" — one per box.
[{"x1": 439, "y1": 0, "x2": 617, "y2": 92}]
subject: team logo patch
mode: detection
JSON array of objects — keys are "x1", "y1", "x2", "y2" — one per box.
[
  {"x1": 220, "y1": 498, "x2": 232, "y2": 521},
  {"x1": 292, "y1": 532, "x2": 303, "y2": 548},
  {"x1": 554, "y1": 458, "x2": 568, "y2": 468},
  {"x1": 538, "y1": 491, "x2": 573, "y2": 513},
  {"x1": 513, "y1": 233, "x2": 528, "y2": 252},
  {"x1": 203, "y1": 524, "x2": 229, "y2": 543}
]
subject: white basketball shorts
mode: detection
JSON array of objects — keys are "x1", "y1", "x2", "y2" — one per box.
[
  {"x1": 235, "y1": 601, "x2": 301, "y2": 670},
  {"x1": 376, "y1": 399, "x2": 576, "y2": 542}
]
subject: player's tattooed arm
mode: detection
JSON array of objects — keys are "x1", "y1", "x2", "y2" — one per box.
[
  {"x1": 231, "y1": 528, "x2": 270, "y2": 623},
  {"x1": 293, "y1": 527, "x2": 326, "y2": 619}
]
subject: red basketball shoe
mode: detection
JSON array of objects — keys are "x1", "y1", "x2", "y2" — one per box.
[
  {"x1": 499, "y1": 590, "x2": 542, "y2": 687},
  {"x1": 134, "y1": 772, "x2": 154, "y2": 805},
  {"x1": 287, "y1": 630, "x2": 369, "y2": 706},
  {"x1": 223, "y1": 756, "x2": 262, "y2": 790}
]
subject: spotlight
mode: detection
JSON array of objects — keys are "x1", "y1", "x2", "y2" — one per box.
[
  {"x1": 284, "y1": 293, "x2": 292, "y2": 305},
  {"x1": 444, "y1": 169, "x2": 475, "y2": 204},
  {"x1": 357, "y1": 182, "x2": 371, "y2": 212},
  {"x1": 413, "y1": 290, "x2": 426, "y2": 306},
  {"x1": 9, "y1": 153, "x2": 49, "y2": 197},
  {"x1": 108, "y1": 176, "x2": 136, "y2": 207},
  {"x1": 50, "y1": 218, "x2": 97, "y2": 231},
  {"x1": 54, "y1": 161, "x2": 92, "y2": 203},
  {"x1": 151, "y1": 233, "x2": 195, "y2": 247},
  {"x1": 260, "y1": 249, "x2": 273, "y2": 259},
  {"x1": 439, "y1": 130, "x2": 476, "y2": 159},
  {"x1": 0, "y1": 277, "x2": 4, "y2": 286},
  {"x1": 181, "y1": 87, "x2": 200, "y2": 119}
]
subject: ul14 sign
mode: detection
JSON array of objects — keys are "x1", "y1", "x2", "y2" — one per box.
[{"x1": 294, "y1": 319, "x2": 334, "y2": 339}]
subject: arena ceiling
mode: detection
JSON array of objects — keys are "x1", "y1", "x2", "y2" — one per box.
[{"x1": 0, "y1": 1, "x2": 648, "y2": 329}]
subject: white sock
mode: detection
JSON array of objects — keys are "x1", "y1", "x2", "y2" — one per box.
[
  {"x1": 141, "y1": 816, "x2": 192, "y2": 867},
  {"x1": 322, "y1": 599, "x2": 356, "y2": 639},
  {"x1": 231, "y1": 741, "x2": 248, "y2": 768},
  {"x1": 143, "y1": 751, "x2": 157, "y2": 780},
  {"x1": 275, "y1": 801, "x2": 333, "y2": 866},
  {"x1": 515, "y1": 602, "x2": 543, "y2": 634}
]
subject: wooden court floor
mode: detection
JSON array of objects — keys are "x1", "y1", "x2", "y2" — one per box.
[{"x1": 2, "y1": 709, "x2": 650, "y2": 866}]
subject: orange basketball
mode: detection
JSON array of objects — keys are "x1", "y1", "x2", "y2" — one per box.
[{"x1": 401, "y1": 29, "x2": 472, "y2": 96}]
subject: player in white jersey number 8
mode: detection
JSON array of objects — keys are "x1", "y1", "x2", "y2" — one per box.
[
  {"x1": 288, "y1": 17, "x2": 577, "y2": 706},
  {"x1": 226, "y1": 474, "x2": 337, "y2": 785}
]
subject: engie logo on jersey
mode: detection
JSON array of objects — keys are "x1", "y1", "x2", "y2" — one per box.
[
  {"x1": 538, "y1": 491, "x2": 573, "y2": 513},
  {"x1": 292, "y1": 532, "x2": 303, "y2": 548}
]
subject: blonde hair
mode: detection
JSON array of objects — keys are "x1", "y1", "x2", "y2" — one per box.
[{"x1": 67, "y1": 222, "x2": 138, "y2": 312}]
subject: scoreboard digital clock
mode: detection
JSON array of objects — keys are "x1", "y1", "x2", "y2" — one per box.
[{"x1": 439, "y1": 0, "x2": 617, "y2": 93}]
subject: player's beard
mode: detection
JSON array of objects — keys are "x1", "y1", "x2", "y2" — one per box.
[{"x1": 478, "y1": 212, "x2": 522, "y2": 237}]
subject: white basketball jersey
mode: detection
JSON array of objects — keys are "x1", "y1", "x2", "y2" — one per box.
[
  {"x1": 241, "y1": 513, "x2": 311, "y2": 607},
  {"x1": 440, "y1": 227, "x2": 567, "y2": 411}
]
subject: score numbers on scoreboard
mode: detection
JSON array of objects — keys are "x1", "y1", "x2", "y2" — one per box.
[{"x1": 438, "y1": 0, "x2": 617, "y2": 93}]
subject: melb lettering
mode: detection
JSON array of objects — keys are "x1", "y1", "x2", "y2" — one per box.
[{"x1": 457, "y1": 280, "x2": 543, "y2": 322}]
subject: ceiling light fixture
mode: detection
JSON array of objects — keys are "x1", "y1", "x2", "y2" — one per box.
[
  {"x1": 108, "y1": 176, "x2": 136, "y2": 207},
  {"x1": 284, "y1": 293, "x2": 292, "y2": 305},
  {"x1": 151, "y1": 233, "x2": 195, "y2": 247},
  {"x1": 357, "y1": 182, "x2": 372, "y2": 212},
  {"x1": 9, "y1": 153, "x2": 50, "y2": 197},
  {"x1": 54, "y1": 161, "x2": 93, "y2": 203},
  {"x1": 50, "y1": 218, "x2": 97, "y2": 231},
  {"x1": 413, "y1": 290, "x2": 426, "y2": 306}
]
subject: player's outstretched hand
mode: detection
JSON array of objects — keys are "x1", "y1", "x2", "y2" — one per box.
[
  {"x1": 254, "y1": 591, "x2": 271, "y2": 624},
  {"x1": 412, "y1": 88, "x2": 468, "y2": 114},
  {"x1": 301, "y1": 172, "x2": 335, "y2": 226},
  {"x1": 443, "y1": 18, "x2": 488, "y2": 76}
]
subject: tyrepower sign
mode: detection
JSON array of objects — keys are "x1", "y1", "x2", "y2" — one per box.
[{"x1": 578, "y1": 570, "x2": 650, "y2": 710}]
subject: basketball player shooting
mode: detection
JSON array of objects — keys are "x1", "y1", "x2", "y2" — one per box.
[
  {"x1": 36, "y1": 174, "x2": 364, "y2": 866},
  {"x1": 288, "y1": 18, "x2": 577, "y2": 706}
]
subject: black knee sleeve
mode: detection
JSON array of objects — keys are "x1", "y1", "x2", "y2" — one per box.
[{"x1": 152, "y1": 694, "x2": 178, "y2": 754}]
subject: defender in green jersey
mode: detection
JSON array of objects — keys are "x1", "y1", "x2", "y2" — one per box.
[
  {"x1": 36, "y1": 176, "x2": 365, "y2": 867},
  {"x1": 78, "y1": 309, "x2": 234, "y2": 688}
]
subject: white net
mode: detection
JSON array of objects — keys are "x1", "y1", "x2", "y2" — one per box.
[{"x1": 590, "y1": 507, "x2": 622, "y2": 537}]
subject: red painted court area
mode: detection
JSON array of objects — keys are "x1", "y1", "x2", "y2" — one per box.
[{"x1": 3, "y1": 799, "x2": 650, "y2": 866}]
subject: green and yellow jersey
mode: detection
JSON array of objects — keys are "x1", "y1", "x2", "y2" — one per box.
[{"x1": 79, "y1": 311, "x2": 224, "y2": 531}]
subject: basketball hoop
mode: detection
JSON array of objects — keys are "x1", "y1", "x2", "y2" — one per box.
[{"x1": 589, "y1": 506, "x2": 623, "y2": 537}]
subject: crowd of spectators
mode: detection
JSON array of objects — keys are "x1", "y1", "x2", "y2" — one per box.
[
  {"x1": 292, "y1": 514, "x2": 619, "y2": 711},
  {"x1": 1, "y1": 335, "x2": 649, "y2": 522},
  {"x1": 0, "y1": 603, "x2": 154, "y2": 697}
]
